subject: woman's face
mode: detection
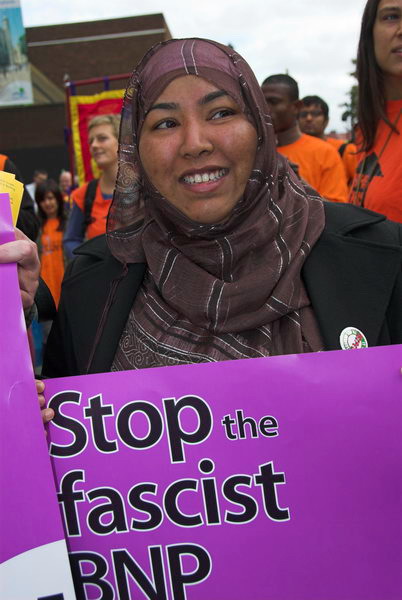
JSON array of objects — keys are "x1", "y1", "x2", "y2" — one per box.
[
  {"x1": 373, "y1": 0, "x2": 402, "y2": 94},
  {"x1": 88, "y1": 123, "x2": 118, "y2": 170},
  {"x1": 139, "y1": 75, "x2": 257, "y2": 224},
  {"x1": 40, "y1": 192, "x2": 58, "y2": 219}
]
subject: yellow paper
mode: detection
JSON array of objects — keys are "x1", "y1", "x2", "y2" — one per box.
[{"x1": 0, "y1": 171, "x2": 24, "y2": 225}]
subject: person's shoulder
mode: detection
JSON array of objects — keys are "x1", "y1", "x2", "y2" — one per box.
[
  {"x1": 71, "y1": 181, "x2": 91, "y2": 208},
  {"x1": 345, "y1": 141, "x2": 357, "y2": 153},
  {"x1": 300, "y1": 134, "x2": 339, "y2": 155},
  {"x1": 73, "y1": 233, "x2": 110, "y2": 259},
  {"x1": 64, "y1": 234, "x2": 112, "y2": 277},
  {"x1": 64, "y1": 234, "x2": 146, "y2": 295},
  {"x1": 299, "y1": 135, "x2": 343, "y2": 175},
  {"x1": 327, "y1": 138, "x2": 357, "y2": 154},
  {"x1": 311, "y1": 135, "x2": 339, "y2": 154},
  {"x1": 323, "y1": 202, "x2": 402, "y2": 244},
  {"x1": 326, "y1": 137, "x2": 344, "y2": 150},
  {"x1": 72, "y1": 181, "x2": 90, "y2": 194}
]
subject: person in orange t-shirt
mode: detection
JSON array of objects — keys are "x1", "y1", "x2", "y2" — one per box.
[
  {"x1": 63, "y1": 114, "x2": 120, "y2": 260},
  {"x1": 261, "y1": 75, "x2": 347, "y2": 203},
  {"x1": 277, "y1": 134, "x2": 348, "y2": 203},
  {"x1": 348, "y1": 0, "x2": 402, "y2": 223},
  {"x1": 326, "y1": 137, "x2": 358, "y2": 188},
  {"x1": 298, "y1": 95, "x2": 358, "y2": 188},
  {"x1": 350, "y1": 103, "x2": 402, "y2": 222},
  {"x1": 35, "y1": 179, "x2": 66, "y2": 308}
]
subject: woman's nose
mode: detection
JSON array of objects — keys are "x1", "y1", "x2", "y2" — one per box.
[{"x1": 180, "y1": 121, "x2": 213, "y2": 158}]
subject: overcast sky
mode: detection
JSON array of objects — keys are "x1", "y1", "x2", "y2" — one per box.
[{"x1": 21, "y1": 0, "x2": 368, "y2": 133}]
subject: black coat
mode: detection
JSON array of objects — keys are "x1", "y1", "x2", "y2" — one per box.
[{"x1": 43, "y1": 203, "x2": 402, "y2": 378}]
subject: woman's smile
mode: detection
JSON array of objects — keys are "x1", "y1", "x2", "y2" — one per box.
[
  {"x1": 139, "y1": 75, "x2": 257, "y2": 224},
  {"x1": 180, "y1": 167, "x2": 228, "y2": 187}
]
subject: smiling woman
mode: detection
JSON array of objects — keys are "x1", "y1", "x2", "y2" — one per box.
[
  {"x1": 39, "y1": 37, "x2": 402, "y2": 378},
  {"x1": 139, "y1": 75, "x2": 257, "y2": 224}
]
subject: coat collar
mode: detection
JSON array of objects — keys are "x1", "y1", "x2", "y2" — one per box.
[
  {"x1": 63, "y1": 236, "x2": 146, "y2": 374},
  {"x1": 63, "y1": 203, "x2": 401, "y2": 373},
  {"x1": 303, "y1": 203, "x2": 401, "y2": 350}
]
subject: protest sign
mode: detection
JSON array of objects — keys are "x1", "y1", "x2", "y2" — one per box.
[
  {"x1": 45, "y1": 344, "x2": 402, "y2": 600},
  {"x1": 0, "y1": 194, "x2": 76, "y2": 599},
  {"x1": 0, "y1": 170, "x2": 23, "y2": 223}
]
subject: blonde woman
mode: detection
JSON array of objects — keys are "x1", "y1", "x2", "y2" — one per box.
[{"x1": 63, "y1": 114, "x2": 120, "y2": 259}]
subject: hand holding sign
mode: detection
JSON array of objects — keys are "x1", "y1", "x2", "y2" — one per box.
[
  {"x1": 0, "y1": 227, "x2": 40, "y2": 309},
  {"x1": 37, "y1": 380, "x2": 54, "y2": 428}
]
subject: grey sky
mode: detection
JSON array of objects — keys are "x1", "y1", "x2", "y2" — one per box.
[{"x1": 21, "y1": 0, "x2": 369, "y2": 133}]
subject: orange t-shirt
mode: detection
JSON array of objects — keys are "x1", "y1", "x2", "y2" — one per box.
[
  {"x1": 326, "y1": 137, "x2": 358, "y2": 187},
  {"x1": 349, "y1": 100, "x2": 402, "y2": 223},
  {"x1": 39, "y1": 218, "x2": 64, "y2": 307},
  {"x1": 71, "y1": 181, "x2": 112, "y2": 239},
  {"x1": 277, "y1": 134, "x2": 348, "y2": 203}
]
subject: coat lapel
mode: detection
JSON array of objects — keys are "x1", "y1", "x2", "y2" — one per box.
[
  {"x1": 62, "y1": 238, "x2": 145, "y2": 374},
  {"x1": 303, "y1": 215, "x2": 401, "y2": 350},
  {"x1": 88, "y1": 262, "x2": 146, "y2": 374}
]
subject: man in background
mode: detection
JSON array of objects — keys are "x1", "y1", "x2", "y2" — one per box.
[
  {"x1": 261, "y1": 75, "x2": 347, "y2": 203},
  {"x1": 59, "y1": 169, "x2": 73, "y2": 213},
  {"x1": 298, "y1": 95, "x2": 358, "y2": 187},
  {"x1": 26, "y1": 168, "x2": 48, "y2": 202}
]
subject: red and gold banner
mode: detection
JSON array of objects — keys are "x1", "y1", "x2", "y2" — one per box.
[{"x1": 69, "y1": 90, "x2": 124, "y2": 184}]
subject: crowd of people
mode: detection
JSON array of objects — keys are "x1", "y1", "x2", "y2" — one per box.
[{"x1": 0, "y1": 0, "x2": 400, "y2": 397}]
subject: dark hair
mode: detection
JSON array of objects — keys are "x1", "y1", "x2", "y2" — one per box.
[
  {"x1": 33, "y1": 169, "x2": 48, "y2": 177},
  {"x1": 35, "y1": 179, "x2": 66, "y2": 231},
  {"x1": 262, "y1": 74, "x2": 299, "y2": 101},
  {"x1": 301, "y1": 95, "x2": 329, "y2": 120},
  {"x1": 357, "y1": 0, "x2": 398, "y2": 151}
]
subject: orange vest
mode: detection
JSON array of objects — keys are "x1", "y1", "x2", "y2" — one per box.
[{"x1": 0, "y1": 154, "x2": 8, "y2": 170}]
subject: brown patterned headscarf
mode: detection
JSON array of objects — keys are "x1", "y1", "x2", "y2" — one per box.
[{"x1": 107, "y1": 38, "x2": 325, "y2": 369}]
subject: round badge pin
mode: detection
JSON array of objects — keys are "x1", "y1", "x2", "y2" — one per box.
[{"x1": 339, "y1": 327, "x2": 368, "y2": 350}]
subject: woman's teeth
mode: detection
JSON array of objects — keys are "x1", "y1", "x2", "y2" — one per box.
[{"x1": 183, "y1": 169, "x2": 226, "y2": 184}]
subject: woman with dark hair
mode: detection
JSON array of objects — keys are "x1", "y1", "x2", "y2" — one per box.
[
  {"x1": 37, "y1": 38, "x2": 402, "y2": 379},
  {"x1": 35, "y1": 179, "x2": 65, "y2": 308},
  {"x1": 350, "y1": 0, "x2": 402, "y2": 222}
]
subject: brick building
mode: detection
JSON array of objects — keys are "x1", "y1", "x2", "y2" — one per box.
[{"x1": 1, "y1": 13, "x2": 171, "y2": 181}]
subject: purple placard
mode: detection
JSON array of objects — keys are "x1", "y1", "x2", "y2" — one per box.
[
  {"x1": 45, "y1": 344, "x2": 402, "y2": 600},
  {"x1": 0, "y1": 194, "x2": 76, "y2": 598}
]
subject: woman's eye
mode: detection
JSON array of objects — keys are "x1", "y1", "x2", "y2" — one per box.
[
  {"x1": 382, "y1": 12, "x2": 399, "y2": 20},
  {"x1": 211, "y1": 108, "x2": 235, "y2": 120},
  {"x1": 155, "y1": 119, "x2": 177, "y2": 130}
]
